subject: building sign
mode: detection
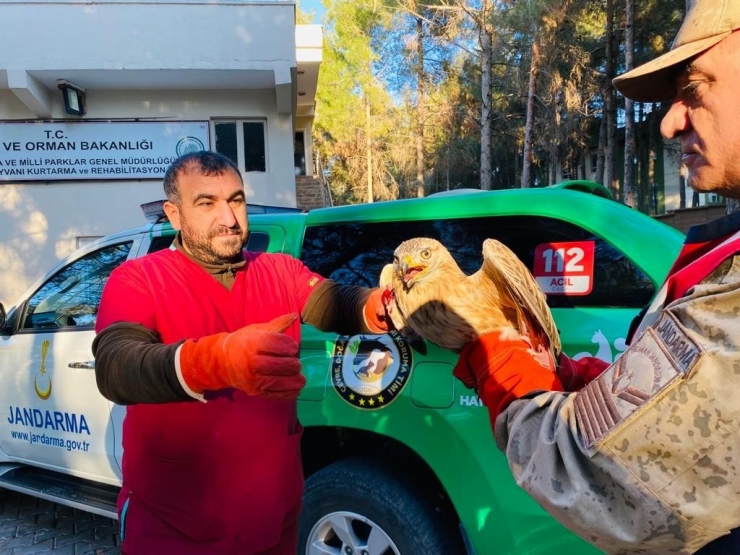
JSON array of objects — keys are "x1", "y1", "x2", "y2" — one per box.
[{"x1": 0, "y1": 121, "x2": 209, "y2": 181}]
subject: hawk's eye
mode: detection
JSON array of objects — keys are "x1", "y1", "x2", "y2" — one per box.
[{"x1": 420, "y1": 249, "x2": 431, "y2": 260}]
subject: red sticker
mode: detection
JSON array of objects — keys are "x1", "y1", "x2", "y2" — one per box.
[{"x1": 533, "y1": 241, "x2": 595, "y2": 295}]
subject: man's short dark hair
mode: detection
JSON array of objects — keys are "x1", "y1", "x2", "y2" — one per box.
[{"x1": 163, "y1": 151, "x2": 242, "y2": 204}]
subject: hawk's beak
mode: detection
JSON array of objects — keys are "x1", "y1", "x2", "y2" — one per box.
[{"x1": 400, "y1": 255, "x2": 425, "y2": 287}]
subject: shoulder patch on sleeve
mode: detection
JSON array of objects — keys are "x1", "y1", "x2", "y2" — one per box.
[{"x1": 574, "y1": 311, "x2": 701, "y2": 451}]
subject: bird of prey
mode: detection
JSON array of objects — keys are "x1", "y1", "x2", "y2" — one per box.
[{"x1": 379, "y1": 237, "x2": 561, "y2": 360}]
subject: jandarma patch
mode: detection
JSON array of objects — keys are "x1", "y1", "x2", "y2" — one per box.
[
  {"x1": 331, "y1": 330, "x2": 413, "y2": 410},
  {"x1": 653, "y1": 312, "x2": 700, "y2": 374},
  {"x1": 574, "y1": 311, "x2": 701, "y2": 450}
]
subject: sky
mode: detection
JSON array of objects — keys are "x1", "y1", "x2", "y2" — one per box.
[{"x1": 298, "y1": 0, "x2": 326, "y2": 23}]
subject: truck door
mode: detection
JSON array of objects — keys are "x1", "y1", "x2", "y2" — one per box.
[{"x1": 0, "y1": 239, "x2": 137, "y2": 485}]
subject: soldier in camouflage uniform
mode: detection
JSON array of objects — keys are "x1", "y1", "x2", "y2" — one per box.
[{"x1": 452, "y1": 0, "x2": 740, "y2": 553}]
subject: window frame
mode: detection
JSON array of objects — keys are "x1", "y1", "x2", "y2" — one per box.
[
  {"x1": 18, "y1": 240, "x2": 135, "y2": 333},
  {"x1": 211, "y1": 118, "x2": 268, "y2": 174}
]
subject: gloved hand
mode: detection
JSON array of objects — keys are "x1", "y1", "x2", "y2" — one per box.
[
  {"x1": 179, "y1": 313, "x2": 304, "y2": 400},
  {"x1": 556, "y1": 354, "x2": 608, "y2": 391},
  {"x1": 363, "y1": 287, "x2": 393, "y2": 333},
  {"x1": 453, "y1": 331, "x2": 564, "y2": 422}
]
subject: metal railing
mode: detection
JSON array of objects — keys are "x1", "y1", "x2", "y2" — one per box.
[{"x1": 313, "y1": 151, "x2": 333, "y2": 207}]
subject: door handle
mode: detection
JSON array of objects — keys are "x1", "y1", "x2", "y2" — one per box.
[{"x1": 68, "y1": 361, "x2": 95, "y2": 369}]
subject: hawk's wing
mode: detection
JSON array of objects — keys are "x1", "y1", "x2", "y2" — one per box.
[{"x1": 479, "y1": 238, "x2": 561, "y2": 355}]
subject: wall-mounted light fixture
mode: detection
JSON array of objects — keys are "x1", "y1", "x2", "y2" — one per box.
[{"x1": 57, "y1": 80, "x2": 86, "y2": 116}]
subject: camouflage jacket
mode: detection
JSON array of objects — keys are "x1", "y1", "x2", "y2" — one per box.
[{"x1": 496, "y1": 213, "x2": 740, "y2": 555}]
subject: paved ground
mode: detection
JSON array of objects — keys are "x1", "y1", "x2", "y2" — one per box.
[{"x1": 0, "y1": 489, "x2": 120, "y2": 555}]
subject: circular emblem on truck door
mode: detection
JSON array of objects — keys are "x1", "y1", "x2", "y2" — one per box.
[{"x1": 331, "y1": 331, "x2": 412, "y2": 410}]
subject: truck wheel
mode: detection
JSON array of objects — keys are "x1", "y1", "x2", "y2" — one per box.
[{"x1": 298, "y1": 457, "x2": 463, "y2": 555}]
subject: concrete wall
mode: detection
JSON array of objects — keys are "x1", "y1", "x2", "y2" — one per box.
[{"x1": 0, "y1": 1, "x2": 296, "y2": 76}]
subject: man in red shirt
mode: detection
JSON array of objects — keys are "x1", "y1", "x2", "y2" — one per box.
[{"x1": 93, "y1": 151, "x2": 389, "y2": 555}]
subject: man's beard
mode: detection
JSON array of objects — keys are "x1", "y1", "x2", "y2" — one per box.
[{"x1": 180, "y1": 217, "x2": 247, "y2": 265}]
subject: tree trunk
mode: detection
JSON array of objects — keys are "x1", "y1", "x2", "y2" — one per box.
[
  {"x1": 365, "y1": 95, "x2": 373, "y2": 203},
  {"x1": 648, "y1": 142, "x2": 657, "y2": 214},
  {"x1": 635, "y1": 102, "x2": 646, "y2": 211},
  {"x1": 416, "y1": 16, "x2": 425, "y2": 198},
  {"x1": 521, "y1": 37, "x2": 540, "y2": 189},
  {"x1": 550, "y1": 155, "x2": 556, "y2": 184},
  {"x1": 623, "y1": 0, "x2": 636, "y2": 207},
  {"x1": 604, "y1": 0, "x2": 619, "y2": 200},
  {"x1": 647, "y1": 105, "x2": 663, "y2": 214},
  {"x1": 637, "y1": 106, "x2": 649, "y2": 213},
  {"x1": 595, "y1": 113, "x2": 606, "y2": 184},
  {"x1": 479, "y1": 3, "x2": 493, "y2": 191}
]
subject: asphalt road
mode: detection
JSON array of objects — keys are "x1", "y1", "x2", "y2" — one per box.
[{"x1": 0, "y1": 489, "x2": 120, "y2": 555}]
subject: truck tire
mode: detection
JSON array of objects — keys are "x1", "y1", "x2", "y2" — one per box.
[{"x1": 298, "y1": 457, "x2": 463, "y2": 555}]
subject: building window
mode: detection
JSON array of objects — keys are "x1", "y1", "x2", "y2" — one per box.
[
  {"x1": 706, "y1": 193, "x2": 724, "y2": 205},
  {"x1": 561, "y1": 160, "x2": 578, "y2": 181},
  {"x1": 213, "y1": 120, "x2": 266, "y2": 173},
  {"x1": 294, "y1": 131, "x2": 306, "y2": 176}
]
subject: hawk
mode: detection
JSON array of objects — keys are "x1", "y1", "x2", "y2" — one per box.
[{"x1": 379, "y1": 237, "x2": 561, "y2": 359}]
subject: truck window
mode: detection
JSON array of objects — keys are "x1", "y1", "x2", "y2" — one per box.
[
  {"x1": 300, "y1": 216, "x2": 655, "y2": 309},
  {"x1": 147, "y1": 232, "x2": 271, "y2": 254},
  {"x1": 22, "y1": 242, "x2": 133, "y2": 330}
]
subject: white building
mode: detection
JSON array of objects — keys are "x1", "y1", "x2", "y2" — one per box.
[{"x1": 0, "y1": 0, "x2": 324, "y2": 307}]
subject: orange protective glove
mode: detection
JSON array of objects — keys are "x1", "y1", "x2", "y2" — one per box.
[
  {"x1": 453, "y1": 331, "x2": 564, "y2": 422},
  {"x1": 179, "y1": 313, "x2": 305, "y2": 400},
  {"x1": 363, "y1": 287, "x2": 392, "y2": 333},
  {"x1": 556, "y1": 354, "x2": 608, "y2": 392}
]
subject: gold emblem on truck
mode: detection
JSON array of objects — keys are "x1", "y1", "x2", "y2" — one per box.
[{"x1": 34, "y1": 340, "x2": 52, "y2": 400}]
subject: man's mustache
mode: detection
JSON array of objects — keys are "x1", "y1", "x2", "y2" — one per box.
[{"x1": 209, "y1": 225, "x2": 243, "y2": 238}]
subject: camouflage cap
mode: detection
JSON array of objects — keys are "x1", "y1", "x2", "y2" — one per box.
[{"x1": 613, "y1": 0, "x2": 740, "y2": 102}]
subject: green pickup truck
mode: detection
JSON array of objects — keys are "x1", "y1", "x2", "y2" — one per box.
[{"x1": 0, "y1": 181, "x2": 684, "y2": 554}]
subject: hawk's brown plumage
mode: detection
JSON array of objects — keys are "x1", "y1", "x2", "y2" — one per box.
[{"x1": 379, "y1": 237, "x2": 561, "y2": 358}]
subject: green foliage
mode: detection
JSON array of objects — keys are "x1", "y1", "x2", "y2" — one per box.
[
  {"x1": 295, "y1": 1, "x2": 316, "y2": 24},
  {"x1": 314, "y1": 0, "x2": 685, "y2": 210}
]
